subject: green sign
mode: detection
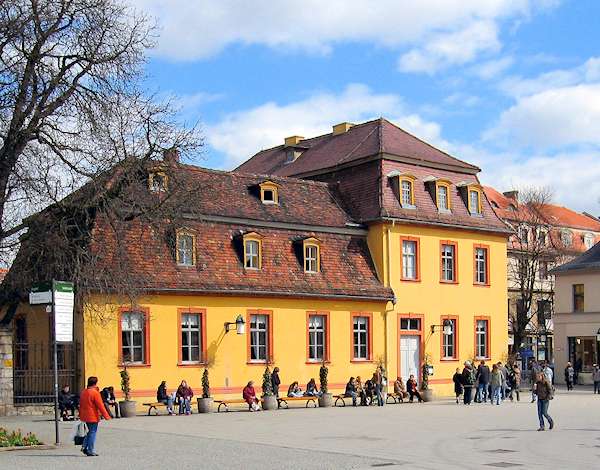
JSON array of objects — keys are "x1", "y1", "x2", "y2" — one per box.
[{"x1": 53, "y1": 281, "x2": 74, "y2": 293}]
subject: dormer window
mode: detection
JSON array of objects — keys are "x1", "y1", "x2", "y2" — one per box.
[
  {"x1": 149, "y1": 171, "x2": 168, "y2": 192},
  {"x1": 259, "y1": 181, "x2": 279, "y2": 205},
  {"x1": 468, "y1": 188, "x2": 482, "y2": 215},
  {"x1": 436, "y1": 181, "x2": 452, "y2": 212},
  {"x1": 176, "y1": 229, "x2": 196, "y2": 266},
  {"x1": 561, "y1": 229, "x2": 572, "y2": 247},
  {"x1": 583, "y1": 232, "x2": 595, "y2": 249},
  {"x1": 387, "y1": 171, "x2": 416, "y2": 209},
  {"x1": 243, "y1": 232, "x2": 262, "y2": 270},
  {"x1": 303, "y1": 237, "x2": 321, "y2": 273}
]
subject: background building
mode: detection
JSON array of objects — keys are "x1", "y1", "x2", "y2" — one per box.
[
  {"x1": 551, "y1": 242, "x2": 600, "y2": 384},
  {"x1": 484, "y1": 187, "x2": 600, "y2": 366}
]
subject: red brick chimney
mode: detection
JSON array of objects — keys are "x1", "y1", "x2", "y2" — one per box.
[{"x1": 163, "y1": 147, "x2": 180, "y2": 164}]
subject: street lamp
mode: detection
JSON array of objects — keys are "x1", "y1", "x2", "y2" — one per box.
[
  {"x1": 431, "y1": 319, "x2": 453, "y2": 335},
  {"x1": 224, "y1": 314, "x2": 246, "y2": 335},
  {"x1": 596, "y1": 327, "x2": 600, "y2": 342}
]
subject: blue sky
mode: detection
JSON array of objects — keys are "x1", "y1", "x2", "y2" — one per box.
[{"x1": 135, "y1": 0, "x2": 600, "y2": 214}]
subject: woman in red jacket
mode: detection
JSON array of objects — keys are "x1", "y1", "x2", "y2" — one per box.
[
  {"x1": 242, "y1": 381, "x2": 261, "y2": 411},
  {"x1": 79, "y1": 376, "x2": 111, "y2": 456}
]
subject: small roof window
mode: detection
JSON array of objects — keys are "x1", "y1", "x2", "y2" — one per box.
[{"x1": 259, "y1": 181, "x2": 280, "y2": 205}]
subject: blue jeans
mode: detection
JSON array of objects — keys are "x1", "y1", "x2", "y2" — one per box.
[
  {"x1": 82, "y1": 422, "x2": 98, "y2": 454},
  {"x1": 477, "y1": 382, "x2": 488, "y2": 402},
  {"x1": 537, "y1": 399, "x2": 553, "y2": 428},
  {"x1": 160, "y1": 397, "x2": 174, "y2": 413},
  {"x1": 178, "y1": 397, "x2": 191, "y2": 414},
  {"x1": 345, "y1": 391, "x2": 357, "y2": 406},
  {"x1": 491, "y1": 386, "x2": 501, "y2": 405},
  {"x1": 375, "y1": 384, "x2": 384, "y2": 406}
]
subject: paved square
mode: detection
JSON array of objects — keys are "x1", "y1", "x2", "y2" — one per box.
[{"x1": 1, "y1": 388, "x2": 599, "y2": 469}]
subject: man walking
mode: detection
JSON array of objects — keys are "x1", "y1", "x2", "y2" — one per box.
[
  {"x1": 592, "y1": 364, "x2": 600, "y2": 394},
  {"x1": 271, "y1": 367, "x2": 281, "y2": 398},
  {"x1": 79, "y1": 376, "x2": 111, "y2": 456},
  {"x1": 476, "y1": 361, "x2": 490, "y2": 403}
]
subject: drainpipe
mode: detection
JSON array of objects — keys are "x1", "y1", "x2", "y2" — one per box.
[{"x1": 384, "y1": 223, "x2": 396, "y2": 377}]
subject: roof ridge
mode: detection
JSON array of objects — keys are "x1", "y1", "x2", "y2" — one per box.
[{"x1": 335, "y1": 124, "x2": 380, "y2": 167}]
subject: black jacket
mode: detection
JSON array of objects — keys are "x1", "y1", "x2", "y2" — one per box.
[
  {"x1": 345, "y1": 381, "x2": 356, "y2": 395},
  {"x1": 271, "y1": 372, "x2": 281, "y2": 389},
  {"x1": 157, "y1": 384, "x2": 168, "y2": 401},
  {"x1": 452, "y1": 373, "x2": 463, "y2": 394},
  {"x1": 477, "y1": 365, "x2": 490, "y2": 384},
  {"x1": 100, "y1": 388, "x2": 115, "y2": 402}
]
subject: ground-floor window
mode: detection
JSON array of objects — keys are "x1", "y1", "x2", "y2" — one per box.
[
  {"x1": 121, "y1": 311, "x2": 147, "y2": 364},
  {"x1": 568, "y1": 336, "x2": 598, "y2": 372},
  {"x1": 308, "y1": 314, "x2": 328, "y2": 361},
  {"x1": 352, "y1": 314, "x2": 371, "y2": 360},
  {"x1": 181, "y1": 313, "x2": 201, "y2": 363}
]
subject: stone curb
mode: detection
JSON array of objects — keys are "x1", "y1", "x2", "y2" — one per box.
[{"x1": 0, "y1": 444, "x2": 55, "y2": 452}]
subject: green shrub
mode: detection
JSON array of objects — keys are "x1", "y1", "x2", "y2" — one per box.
[{"x1": 0, "y1": 427, "x2": 41, "y2": 447}]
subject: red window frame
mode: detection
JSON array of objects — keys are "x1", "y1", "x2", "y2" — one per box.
[
  {"x1": 474, "y1": 316, "x2": 491, "y2": 360},
  {"x1": 350, "y1": 312, "x2": 373, "y2": 362},
  {"x1": 246, "y1": 309, "x2": 274, "y2": 365},
  {"x1": 439, "y1": 315, "x2": 459, "y2": 361},
  {"x1": 400, "y1": 236, "x2": 421, "y2": 282},
  {"x1": 440, "y1": 240, "x2": 459, "y2": 284},
  {"x1": 177, "y1": 308, "x2": 207, "y2": 367},
  {"x1": 118, "y1": 306, "x2": 151, "y2": 367},
  {"x1": 306, "y1": 311, "x2": 330, "y2": 364},
  {"x1": 473, "y1": 244, "x2": 490, "y2": 286}
]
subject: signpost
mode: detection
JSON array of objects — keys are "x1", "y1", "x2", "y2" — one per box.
[{"x1": 29, "y1": 280, "x2": 74, "y2": 446}]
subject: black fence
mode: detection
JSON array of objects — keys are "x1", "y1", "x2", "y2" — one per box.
[{"x1": 13, "y1": 341, "x2": 81, "y2": 404}]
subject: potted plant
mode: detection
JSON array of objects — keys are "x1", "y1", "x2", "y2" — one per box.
[
  {"x1": 197, "y1": 368, "x2": 213, "y2": 413},
  {"x1": 118, "y1": 367, "x2": 137, "y2": 417},
  {"x1": 261, "y1": 366, "x2": 278, "y2": 410},
  {"x1": 318, "y1": 361, "x2": 333, "y2": 407},
  {"x1": 420, "y1": 354, "x2": 433, "y2": 402}
]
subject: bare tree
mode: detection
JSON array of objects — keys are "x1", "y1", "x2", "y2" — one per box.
[
  {"x1": 506, "y1": 187, "x2": 568, "y2": 354},
  {"x1": 0, "y1": 1, "x2": 202, "y2": 321}
]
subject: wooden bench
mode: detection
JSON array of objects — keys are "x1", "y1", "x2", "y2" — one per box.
[
  {"x1": 214, "y1": 399, "x2": 251, "y2": 412},
  {"x1": 143, "y1": 402, "x2": 170, "y2": 416},
  {"x1": 277, "y1": 396, "x2": 317, "y2": 409},
  {"x1": 386, "y1": 392, "x2": 407, "y2": 404},
  {"x1": 334, "y1": 394, "x2": 359, "y2": 407}
]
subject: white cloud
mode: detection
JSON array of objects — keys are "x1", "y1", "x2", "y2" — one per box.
[
  {"x1": 398, "y1": 20, "x2": 501, "y2": 74},
  {"x1": 205, "y1": 84, "x2": 442, "y2": 168},
  {"x1": 134, "y1": 0, "x2": 556, "y2": 70},
  {"x1": 444, "y1": 93, "x2": 481, "y2": 107},
  {"x1": 471, "y1": 56, "x2": 514, "y2": 80}
]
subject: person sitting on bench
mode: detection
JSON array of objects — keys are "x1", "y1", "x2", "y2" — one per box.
[
  {"x1": 176, "y1": 380, "x2": 194, "y2": 415},
  {"x1": 157, "y1": 381, "x2": 175, "y2": 415},
  {"x1": 393, "y1": 377, "x2": 409, "y2": 401},
  {"x1": 344, "y1": 377, "x2": 358, "y2": 406},
  {"x1": 243, "y1": 381, "x2": 261, "y2": 411},
  {"x1": 58, "y1": 384, "x2": 78, "y2": 421},
  {"x1": 406, "y1": 375, "x2": 424, "y2": 403},
  {"x1": 287, "y1": 381, "x2": 304, "y2": 397},
  {"x1": 364, "y1": 377, "x2": 375, "y2": 405},
  {"x1": 101, "y1": 386, "x2": 120, "y2": 418},
  {"x1": 305, "y1": 378, "x2": 320, "y2": 397},
  {"x1": 356, "y1": 376, "x2": 367, "y2": 406}
]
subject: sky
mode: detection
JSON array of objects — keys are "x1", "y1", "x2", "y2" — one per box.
[{"x1": 134, "y1": 0, "x2": 600, "y2": 215}]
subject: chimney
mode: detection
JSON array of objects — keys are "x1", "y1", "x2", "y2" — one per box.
[
  {"x1": 284, "y1": 136, "x2": 304, "y2": 146},
  {"x1": 503, "y1": 190, "x2": 519, "y2": 201},
  {"x1": 332, "y1": 122, "x2": 354, "y2": 135},
  {"x1": 163, "y1": 147, "x2": 180, "y2": 164}
]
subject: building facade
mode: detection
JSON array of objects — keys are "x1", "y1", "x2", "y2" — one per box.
[
  {"x1": 551, "y1": 242, "x2": 600, "y2": 384},
  {"x1": 484, "y1": 187, "x2": 600, "y2": 365},
  {"x1": 4, "y1": 118, "x2": 509, "y2": 408}
]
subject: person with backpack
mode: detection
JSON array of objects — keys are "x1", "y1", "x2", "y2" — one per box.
[{"x1": 461, "y1": 361, "x2": 476, "y2": 405}]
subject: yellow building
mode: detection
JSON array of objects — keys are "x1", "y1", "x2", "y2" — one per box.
[{"x1": 5, "y1": 118, "x2": 508, "y2": 408}]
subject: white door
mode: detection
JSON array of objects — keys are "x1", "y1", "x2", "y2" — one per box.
[{"x1": 400, "y1": 335, "x2": 420, "y2": 382}]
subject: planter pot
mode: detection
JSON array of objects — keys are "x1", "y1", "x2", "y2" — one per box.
[
  {"x1": 421, "y1": 389, "x2": 433, "y2": 402},
  {"x1": 262, "y1": 395, "x2": 278, "y2": 411},
  {"x1": 197, "y1": 397, "x2": 213, "y2": 413},
  {"x1": 318, "y1": 392, "x2": 333, "y2": 408},
  {"x1": 119, "y1": 400, "x2": 137, "y2": 417}
]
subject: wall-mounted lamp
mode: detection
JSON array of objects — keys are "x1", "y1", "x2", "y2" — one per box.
[
  {"x1": 596, "y1": 328, "x2": 600, "y2": 342},
  {"x1": 431, "y1": 319, "x2": 453, "y2": 335},
  {"x1": 224, "y1": 314, "x2": 246, "y2": 335}
]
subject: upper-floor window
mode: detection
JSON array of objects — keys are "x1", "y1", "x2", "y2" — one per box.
[
  {"x1": 573, "y1": 284, "x2": 584, "y2": 312},
  {"x1": 583, "y1": 233, "x2": 595, "y2": 250},
  {"x1": 468, "y1": 189, "x2": 482, "y2": 215},
  {"x1": 401, "y1": 179, "x2": 414, "y2": 207},
  {"x1": 176, "y1": 230, "x2": 196, "y2": 266},
  {"x1": 561, "y1": 229, "x2": 572, "y2": 247},
  {"x1": 518, "y1": 226, "x2": 529, "y2": 243},
  {"x1": 441, "y1": 242, "x2": 457, "y2": 283},
  {"x1": 436, "y1": 182, "x2": 451, "y2": 212},
  {"x1": 259, "y1": 180, "x2": 279, "y2": 205},
  {"x1": 474, "y1": 245, "x2": 489, "y2": 285},
  {"x1": 303, "y1": 238, "x2": 320, "y2": 273},
  {"x1": 149, "y1": 171, "x2": 167, "y2": 192},
  {"x1": 537, "y1": 229, "x2": 547, "y2": 246},
  {"x1": 401, "y1": 237, "x2": 419, "y2": 281},
  {"x1": 243, "y1": 232, "x2": 262, "y2": 270},
  {"x1": 538, "y1": 261, "x2": 549, "y2": 280}
]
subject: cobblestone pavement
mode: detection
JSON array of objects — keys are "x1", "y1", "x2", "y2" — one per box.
[{"x1": 1, "y1": 387, "x2": 599, "y2": 469}]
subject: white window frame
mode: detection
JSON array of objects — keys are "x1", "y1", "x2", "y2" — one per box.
[
  {"x1": 177, "y1": 232, "x2": 195, "y2": 266},
  {"x1": 469, "y1": 190, "x2": 481, "y2": 215},
  {"x1": 181, "y1": 313, "x2": 201, "y2": 363},
  {"x1": 308, "y1": 315, "x2": 326, "y2": 361},
  {"x1": 442, "y1": 319, "x2": 456, "y2": 359},
  {"x1": 245, "y1": 239, "x2": 260, "y2": 269},
  {"x1": 475, "y1": 319, "x2": 488, "y2": 359},
  {"x1": 438, "y1": 185, "x2": 449, "y2": 211},
  {"x1": 441, "y1": 244, "x2": 455, "y2": 282},
  {"x1": 401, "y1": 180, "x2": 412, "y2": 206},
  {"x1": 250, "y1": 314, "x2": 269, "y2": 362},
  {"x1": 121, "y1": 312, "x2": 145, "y2": 364},
  {"x1": 353, "y1": 316, "x2": 369, "y2": 360},
  {"x1": 475, "y1": 247, "x2": 487, "y2": 284},
  {"x1": 305, "y1": 244, "x2": 319, "y2": 273},
  {"x1": 402, "y1": 240, "x2": 417, "y2": 280}
]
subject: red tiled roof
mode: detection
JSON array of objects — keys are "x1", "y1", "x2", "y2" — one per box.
[
  {"x1": 0, "y1": 268, "x2": 7, "y2": 283},
  {"x1": 178, "y1": 165, "x2": 353, "y2": 228},
  {"x1": 236, "y1": 118, "x2": 479, "y2": 177},
  {"x1": 91, "y1": 218, "x2": 394, "y2": 301}
]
